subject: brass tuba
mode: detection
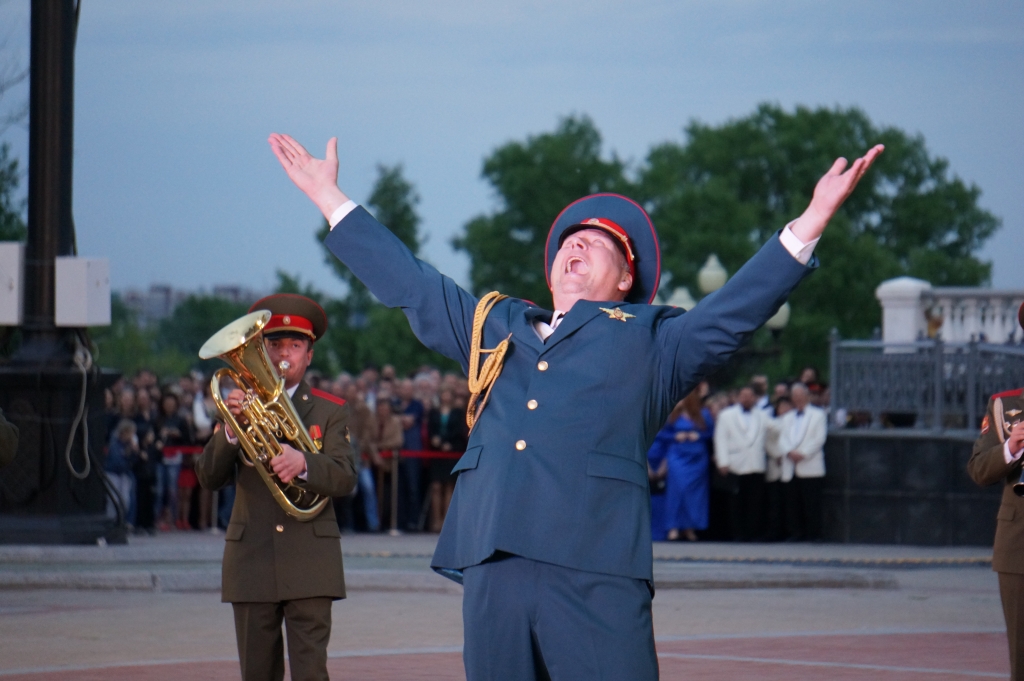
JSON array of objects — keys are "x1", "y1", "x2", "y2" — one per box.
[{"x1": 199, "y1": 310, "x2": 329, "y2": 521}]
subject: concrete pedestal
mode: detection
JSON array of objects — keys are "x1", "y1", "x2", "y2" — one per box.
[
  {"x1": 0, "y1": 365, "x2": 123, "y2": 544},
  {"x1": 823, "y1": 429, "x2": 1000, "y2": 545}
]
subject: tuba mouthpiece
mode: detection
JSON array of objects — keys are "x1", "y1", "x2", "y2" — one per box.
[{"x1": 278, "y1": 360, "x2": 291, "y2": 372}]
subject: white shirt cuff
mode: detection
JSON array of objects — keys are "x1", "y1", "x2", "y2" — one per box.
[
  {"x1": 779, "y1": 222, "x2": 819, "y2": 266},
  {"x1": 328, "y1": 200, "x2": 358, "y2": 230},
  {"x1": 1004, "y1": 440, "x2": 1024, "y2": 465}
]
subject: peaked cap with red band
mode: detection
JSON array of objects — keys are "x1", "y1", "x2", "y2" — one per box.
[
  {"x1": 545, "y1": 193, "x2": 661, "y2": 305},
  {"x1": 249, "y1": 293, "x2": 328, "y2": 342}
]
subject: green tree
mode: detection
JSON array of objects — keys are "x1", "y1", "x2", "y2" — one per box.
[
  {"x1": 89, "y1": 295, "x2": 193, "y2": 378},
  {"x1": 637, "y1": 103, "x2": 999, "y2": 379},
  {"x1": 0, "y1": 143, "x2": 25, "y2": 241},
  {"x1": 155, "y1": 294, "x2": 250, "y2": 358},
  {"x1": 313, "y1": 164, "x2": 459, "y2": 376},
  {"x1": 453, "y1": 116, "x2": 630, "y2": 305},
  {"x1": 315, "y1": 163, "x2": 421, "y2": 307}
]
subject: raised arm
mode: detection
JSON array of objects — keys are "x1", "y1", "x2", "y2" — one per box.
[
  {"x1": 268, "y1": 134, "x2": 480, "y2": 368},
  {"x1": 659, "y1": 145, "x2": 884, "y2": 399},
  {"x1": 268, "y1": 134, "x2": 349, "y2": 221},
  {"x1": 789, "y1": 145, "x2": 884, "y2": 243}
]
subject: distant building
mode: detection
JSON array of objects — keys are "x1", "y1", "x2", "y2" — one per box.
[{"x1": 119, "y1": 284, "x2": 264, "y2": 327}]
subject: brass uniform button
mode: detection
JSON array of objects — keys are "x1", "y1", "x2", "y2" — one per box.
[
  {"x1": 527, "y1": 400, "x2": 538, "y2": 410},
  {"x1": 515, "y1": 440, "x2": 527, "y2": 451},
  {"x1": 302, "y1": 394, "x2": 309, "y2": 401},
  {"x1": 275, "y1": 524, "x2": 284, "y2": 533},
  {"x1": 537, "y1": 361, "x2": 549, "y2": 371}
]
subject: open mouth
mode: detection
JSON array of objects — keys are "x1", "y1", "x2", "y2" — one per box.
[{"x1": 565, "y1": 256, "x2": 589, "y2": 275}]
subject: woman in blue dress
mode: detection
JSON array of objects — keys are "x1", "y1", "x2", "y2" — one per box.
[{"x1": 648, "y1": 390, "x2": 714, "y2": 541}]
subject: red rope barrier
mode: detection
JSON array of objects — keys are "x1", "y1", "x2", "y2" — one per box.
[
  {"x1": 162, "y1": 446, "x2": 204, "y2": 456},
  {"x1": 160, "y1": 446, "x2": 462, "y2": 460},
  {"x1": 379, "y1": 449, "x2": 462, "y2": 460}
]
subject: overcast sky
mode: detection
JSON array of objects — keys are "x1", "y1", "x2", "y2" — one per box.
[{"x1": 0, "y1": 0, "x2": 1021, "y2": 300}]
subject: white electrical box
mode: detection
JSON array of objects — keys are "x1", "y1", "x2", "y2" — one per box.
[
  {"x1": 0, "y1": 242, "x2": 24, "y2": 325},
  {"x1": 55, "y1": 256, "x2": 111, "y2": 327}
]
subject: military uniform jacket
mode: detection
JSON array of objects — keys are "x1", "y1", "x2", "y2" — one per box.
[
  {"x1": 967, "y1": 389, "x2": 1024, "y2": 575},
  {"x1": 325, "y1": 206, "x2": 813, "y2": 582},
  {"x1": 196, "y1": 381, "x2": 358, "y2": 602}
]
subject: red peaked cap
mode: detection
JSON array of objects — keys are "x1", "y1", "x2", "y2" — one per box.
[
  {"x1": 249, "y1": 293, "x2": 328, "y2": 342},
  {"x1": 545, "y1": 193, "x2": 661, "y2": 305}
]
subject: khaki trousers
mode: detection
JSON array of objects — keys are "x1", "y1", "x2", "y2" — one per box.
[
  {"x1": 232, "y1": 598, "x2": 333, "y2": 681},
  {"x1": 1000, "y1": 572, "x2": 1024, "y2": 681}
]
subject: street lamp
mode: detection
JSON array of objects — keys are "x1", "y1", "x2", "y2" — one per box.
[
  {"x1": 666, "y1": 287, "x2": 697, "y2": 311},
  {"x1": 765, "y1": 301, "x2": 791, "y2": 338},
  {"x1": 697, "y1": 254, "x2": 728, "y2": 294}
]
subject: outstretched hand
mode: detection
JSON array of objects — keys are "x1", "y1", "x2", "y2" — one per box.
[
  {"x1": 268, "y1": 134, "x2": 349, "y2": 220},
  {"x1": 790, "y1": 144, "x2": 884, "y2": 243}
]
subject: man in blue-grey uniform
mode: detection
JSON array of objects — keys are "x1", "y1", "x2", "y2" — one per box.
[{"x1": 269, "y1": 132, "x2": 883, "y2": 681}]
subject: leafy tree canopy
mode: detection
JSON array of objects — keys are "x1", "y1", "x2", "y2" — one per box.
[
  {"x1": 312, "y1": 164, "x2": 459, "y2": 377},
  {"x1": 639, "y1": 103, "x2": 999, "y2": 376},
  {"x1": 316, "y1": 163, "x2": 421, "y2": 309},
  {"x1": 0, "y1": 142, "x2": 25, "y2": 241},
  {"x1": 453, "y1": 105, "x2": 999, "y2": 380},
  {"x1": 89, "y1": 295, "x2": 193, "y2": 379}
]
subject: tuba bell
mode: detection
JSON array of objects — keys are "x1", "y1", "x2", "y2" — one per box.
[{"x1": 199, "y1": 310, "x2": 329, "y2": 521}]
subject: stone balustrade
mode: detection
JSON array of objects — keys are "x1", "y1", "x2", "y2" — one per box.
[{"x1": 875, "y1": 277, "x2": 1024, "y2": 344}]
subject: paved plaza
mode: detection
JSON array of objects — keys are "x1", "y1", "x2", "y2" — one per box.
[{"x1": 0, "y1": 533, "x2": 1008, "y2": 679}]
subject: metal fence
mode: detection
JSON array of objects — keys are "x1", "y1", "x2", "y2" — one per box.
[{"x1": 829, "y1": 331, "x2": 1024, "y2": 430}]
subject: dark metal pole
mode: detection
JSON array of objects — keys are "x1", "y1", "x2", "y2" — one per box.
[
  {"x1": 967, "y1": 340, "x2": 978, "y2": 430},
  {"x1": 933, "y1": 338, "x2": 944, "y2": 431},
  {"x1": 17, "y1": 0, "x2": 80, "y2": 363},
  {"x1": 0, "y1": 1, "x2": 122, "y2": 545},
  {"x1": 828, "y1": 327, "x2": 840, "y2": 426}
]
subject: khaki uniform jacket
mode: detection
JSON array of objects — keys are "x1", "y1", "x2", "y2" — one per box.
[
  {"x1": 196, "y1": 381, "x2": 358, "y2": 603},
  {"x1": 967, "y1": 389, "x2": 1024, "y2": 575}
]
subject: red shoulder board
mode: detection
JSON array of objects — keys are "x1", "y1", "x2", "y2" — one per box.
[
  {"x1": 993, "y1": 388, "x2": 1024, "y2": 400},
  {"x1": 310, "y1": 388, "x2": 346, "y2": 406}
]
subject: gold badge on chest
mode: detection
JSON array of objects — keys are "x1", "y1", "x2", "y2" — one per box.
[{"x1": 599, "y1": 307, "x2": 635, "y2": 322}]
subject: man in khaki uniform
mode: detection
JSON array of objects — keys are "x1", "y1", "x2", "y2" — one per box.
[
  {"x1": 197, "y1": 293, "x2": 357, "y2": 681},
  {"x1": 968, "y1": 303, "x2": 1024, "y2": 680}
]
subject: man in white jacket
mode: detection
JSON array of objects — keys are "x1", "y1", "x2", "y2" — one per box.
[
  {"x1": 771, "y1": 382, "x2": 828, "y2": 541},
  {"x1": 714, "y1": 385, "x2": 771, "y2": 541},
  {"x1": 764, "y1": 395, "x2": 794, "y2": 541}
]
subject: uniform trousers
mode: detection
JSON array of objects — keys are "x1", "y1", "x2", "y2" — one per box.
[
  {"x1": 462, "y1": 554, "x2": 658, "y2": 681},
  {"x1": 232, "y1": 597, "x2": 333, "y2": 681},
  {"x1": 999, "y1": 572, "x2": 1024, "y2": 681}
]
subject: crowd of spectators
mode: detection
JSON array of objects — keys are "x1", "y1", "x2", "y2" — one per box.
[
  {"x1": 102, "y1": 364, "x2": 471, "y2": 536},
  {"x1": 648, "y1": 367, "x2": 833, "y2": 544},
  {"x1": 104, "y1": 362, "x2": 832, "y2": 543}
]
